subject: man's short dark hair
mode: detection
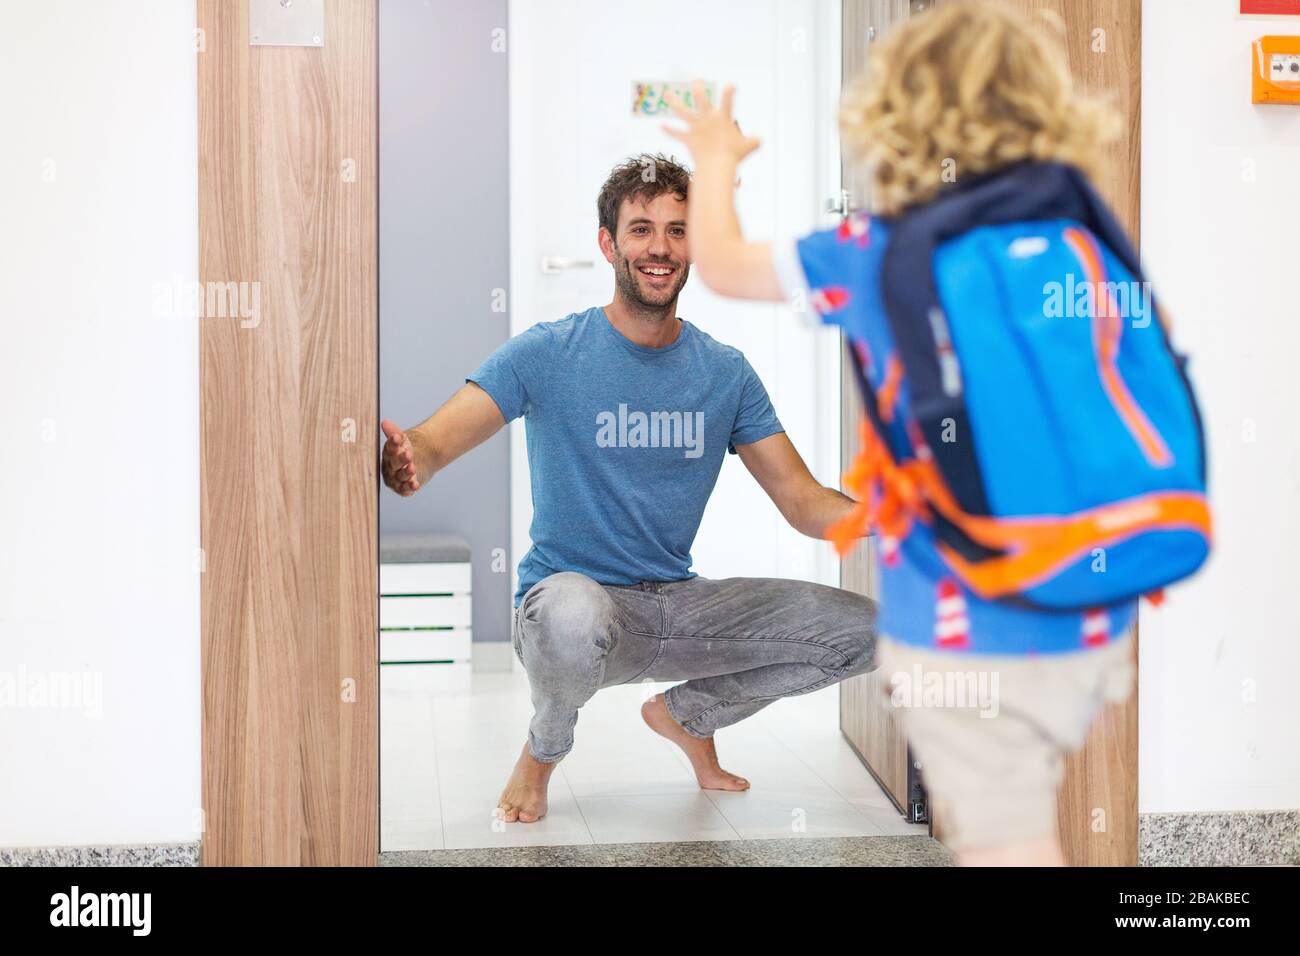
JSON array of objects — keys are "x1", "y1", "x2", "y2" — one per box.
[{"x1": 597, "y1": 154, "x2": 692, "y2": 238}]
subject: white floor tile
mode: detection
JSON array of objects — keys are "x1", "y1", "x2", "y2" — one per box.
[
  {"x1": 770, "y1": 734, "x2": 900, "y2": 806},
  {"x1": 435, "y1": 745, "x2": 535, "y2": 806},
  {"x1": 577, "y1": 793, "x2": 740, "y2": 844},
  {"x1": 440, "y1": 792, "x2": 593, "y2": 849},
  {"x1": 694, "y1": 733, "x2": 842, "y2": 795},
  {"x1": 380, "y1": 657, "x2": 917, "y2": 849},
  {"x1": 854, "y1": 802, "x2": 930, "y2": 836},
  {"x1": 381, "y1": 664, "x2": 443, "y2": 849},
  {"x1": 431, "y1": 716, "x2": 532, "y2": 755},
  {"x1": 381, "y1": 818, "x2": 444, "y2": 852},
  {"x1": 562, "y1": 735, "x2": 701, "y2": 796},
  {"x1": 381, "y1": 770, "x2": 440, "y2": 822},
  {"x1": 706, "y1": 789, "x2": 888, "y2": 840},
  {"x1": 381, "y1": 661, "x2": 473, "y2": 697}
]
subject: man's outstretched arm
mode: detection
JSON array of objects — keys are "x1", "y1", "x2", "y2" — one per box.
[
  {"x1": 735, "y1": 432, "x2": 860, "y2": 540},
  {"x1": 380, "y1": 382, "x2": 505, "y2": 496}
]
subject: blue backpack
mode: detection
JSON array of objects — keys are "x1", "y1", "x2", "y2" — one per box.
[{"x1": 838, "y1": 161, "x2": 1211, "y2": 612}]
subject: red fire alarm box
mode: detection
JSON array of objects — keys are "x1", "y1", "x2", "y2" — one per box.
[
  {"x1": 1253, "y1": 36, "x2": 1300, "y2": 103},
  {"x1": 1241, "y1": 1, "x2": 1300, "y2": 15}
]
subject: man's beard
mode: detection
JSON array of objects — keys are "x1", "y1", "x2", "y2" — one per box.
[{"x1": 613, "y1": 250, "x2": 690, "y2": 314}]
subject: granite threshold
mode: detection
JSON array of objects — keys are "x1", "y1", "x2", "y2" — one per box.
[
  {"x1": 380, "y1": 834, "x2": 952, "y2": 867},
  {"x1": 1139, "y1": 810, "x2": 1300, "y2": 867},
  {"x1": 6, "y1": 810, "x2": 1295, "y2": 866},
  {"x1": 0, "y1": 842, "x2": 200, "y2": 867}
]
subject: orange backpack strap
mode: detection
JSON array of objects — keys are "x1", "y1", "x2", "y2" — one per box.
[
  {"x1": 924, "y1": 475, "x2": 1212, "y2": 600},
  {"x1": 830, "y1": 414, "x2": 1212, "y2": 601},
  {"x1": 829, "y1": 419, "x2": 926, "y2": 557}
]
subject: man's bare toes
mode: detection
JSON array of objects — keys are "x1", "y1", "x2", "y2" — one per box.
[{"x1": 698, "y1": 769, "x2": 750, "y2": 792}]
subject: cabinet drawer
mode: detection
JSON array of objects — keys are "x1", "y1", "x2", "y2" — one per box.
[
  {"x1": 380, "y1": 594, "x2": 471, "y2": 629},
  {"x1": 380, "y1": 562, "x2": 471, "y2": 596}
]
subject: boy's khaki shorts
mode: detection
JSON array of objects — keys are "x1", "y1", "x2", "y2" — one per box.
[{"x1": 875, "y1": 631, "x2": 1136, "y2": 851}]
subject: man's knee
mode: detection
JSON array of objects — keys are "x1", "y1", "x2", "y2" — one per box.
[
  {"x1": 819, "y1": 587, "x2": 879, "y2": 675},
  {"x1": 517, "y1": 572, "x2": 615, "y2": 665}
]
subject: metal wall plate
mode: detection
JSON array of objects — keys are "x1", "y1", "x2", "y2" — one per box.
[{"x1": 250, "y1": 0, "x2": 324, "y2": 47}]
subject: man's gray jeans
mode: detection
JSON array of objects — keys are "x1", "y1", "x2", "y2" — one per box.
[{"x1": 510, "y1": 572, "x2": 878, "y2": 763}]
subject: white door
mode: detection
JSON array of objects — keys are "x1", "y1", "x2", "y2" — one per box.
[{"x1": 508, "y1": 0, "x2": 844, "y2": 595}]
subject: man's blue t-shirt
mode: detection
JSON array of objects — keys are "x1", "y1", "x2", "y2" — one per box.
[{"x1": 467, "y1": 306, "x2": 784, "y2": 605}]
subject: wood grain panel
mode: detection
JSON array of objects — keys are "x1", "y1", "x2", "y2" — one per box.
[
  {"x1": 838, "y1": 378, "x2": 909, "y2": 808},
  {"x1": 990, "y1": 0, "x2": 1143, "y2": 867},
  {"x1": 839, "y1": 0, "x2": 1141, "y2": 864},
  {"x1": 838, "y1": 0, "x2": 913, "y2": 814},
  {"x1": 928, "y1": 0, "x2": 1141, "y2": 237},
  {"x1": 199, "y1": 0, "x2": 378, "y2": 867}
]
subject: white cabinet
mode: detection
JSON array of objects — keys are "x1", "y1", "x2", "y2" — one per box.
[{"x1": 379, "y1": 535, "x2": 472, "y2": 664}]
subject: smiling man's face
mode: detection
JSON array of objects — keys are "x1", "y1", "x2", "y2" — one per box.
[{"x1": 604, "y1": 192, "x2": 691, "y2": 311}]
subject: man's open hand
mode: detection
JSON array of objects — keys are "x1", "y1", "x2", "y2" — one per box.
[{"x1": 381, "y1": 419, "x2": 422, "y2": 496}]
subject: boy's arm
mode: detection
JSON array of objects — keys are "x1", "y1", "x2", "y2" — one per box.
[
  {"x1": 664, "y1": 83, "x2": 788, "y2": 302},
  {"x1": 380, "y1": 382, "x2": 505, "y2": 497}
]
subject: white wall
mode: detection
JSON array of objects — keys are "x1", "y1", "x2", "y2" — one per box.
[
  {"x1": 380, "y1": 0, "x2": 514, "y2": 643},
  {"x1": 0, "y1": 1, "x2": 200, "y2": 846},
  {"x1": 1140, "y1": 0, "x2": 1300, "y2": 813}
]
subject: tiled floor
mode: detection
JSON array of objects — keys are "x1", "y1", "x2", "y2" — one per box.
[{"x1": 380, "y1": 660, "x2": 930, "y2": 852}]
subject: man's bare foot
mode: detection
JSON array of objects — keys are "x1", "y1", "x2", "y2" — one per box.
[
  {"x1": 496, "y1": 743, "x2": 558, "y2": 823},
  {"x1": 641, "y1": 693, "x2": 750, "y2": 791}
]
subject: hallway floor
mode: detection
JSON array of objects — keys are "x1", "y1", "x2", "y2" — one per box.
[{"x1": 380, "y1": 660, "x2": 933, "y2": 853}]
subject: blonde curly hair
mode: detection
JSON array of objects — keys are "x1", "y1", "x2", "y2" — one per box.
[{"x1": 840, "y1": 0, "x2": 1122, "y2": 217}]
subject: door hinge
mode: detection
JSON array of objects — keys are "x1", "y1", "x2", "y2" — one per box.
[{"x1": 250, "y1": 0, "x2": 325, "y2": 48}]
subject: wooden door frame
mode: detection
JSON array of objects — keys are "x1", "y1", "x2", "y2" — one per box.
[
  {"x1": 198, "y1": 0, "x2": 380, "y2": 867},
  {"x1": 837, "y1": 0, "x2": 1142, "y2": 866}
]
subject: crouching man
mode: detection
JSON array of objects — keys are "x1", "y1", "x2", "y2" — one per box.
[{"x1": 380, "y1": 155, "x2": 877, "y2": 822}]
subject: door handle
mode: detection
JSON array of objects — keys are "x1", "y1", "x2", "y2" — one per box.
[
  {"x1": 540, "y1": 257, "x2": 595, "y2": 274},
  {"x1": 825, "y1": 189, "x2": 857, "y2": 219}
]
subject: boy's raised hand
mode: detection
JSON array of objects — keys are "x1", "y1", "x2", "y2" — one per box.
[
  {"x1": 380, "y1": 419, "x2": 421, "y2": 497},
  {"x1": 662, "y1": 81, "x2": 761, "y2": 167}
]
